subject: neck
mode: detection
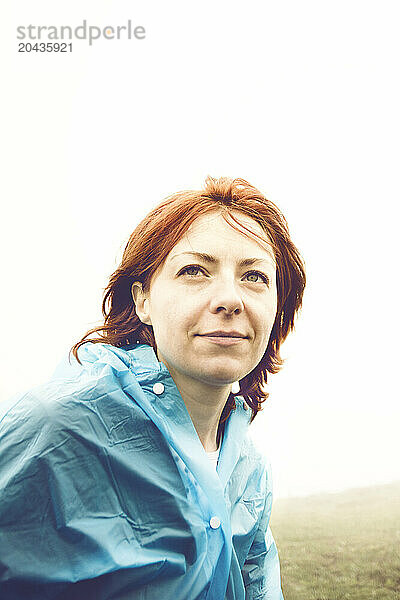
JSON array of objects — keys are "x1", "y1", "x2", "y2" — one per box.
[{"x1": 164, "y1": 365, "x2": 231, "y2": 452}]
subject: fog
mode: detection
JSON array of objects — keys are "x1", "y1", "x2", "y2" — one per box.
[{"x1": 2, "y1": 0, "x2": 399, "y2": 498}]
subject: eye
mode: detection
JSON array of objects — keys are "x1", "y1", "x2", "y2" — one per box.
[
  {"x1": 243, "y1": 270, "x2": 270, "y2": 285},
  {"x1": 179, "y1": 265, "x2": 206, "y2": 277}
]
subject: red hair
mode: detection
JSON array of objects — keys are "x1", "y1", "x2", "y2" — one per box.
[{"x1": 71, "y1": 177, "x2": 306, "y2": 442}]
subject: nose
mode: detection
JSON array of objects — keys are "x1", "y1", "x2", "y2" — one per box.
[{"x1": 208, "y1": 276, "x2": 244, "y2": 315}]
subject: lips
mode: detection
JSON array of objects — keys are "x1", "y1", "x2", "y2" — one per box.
[
  {"x1": 197, "y1": 331, "x2": 248, "y2": 338},
  {"x1": 195, "y1": 331, "x2": 248, "y2": 346}
]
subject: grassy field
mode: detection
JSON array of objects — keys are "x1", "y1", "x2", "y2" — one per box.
[{"x1": 270, "y1": 481, "x2": 400, "y2": 600}]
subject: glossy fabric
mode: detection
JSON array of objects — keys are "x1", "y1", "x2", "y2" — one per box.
[{"x1": 0, "y1": 343, "x2": 284, "y2": 599}]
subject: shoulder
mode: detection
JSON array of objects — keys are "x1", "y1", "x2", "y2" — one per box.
[
  {"x1": 0, "y1": 342, "x2": 161, "y2": 457},
  {"x1": 241, "y1": 430, "x2": 270, "y2": 473},
  {"x1": 235, "y1": 430, "x2": 274, "y2": 501},
  {"x1": 0, "y1": 378, "x2": 99, "y2": 460},
  {"x1": 0, "y1": 344, "x2": 128, "y2": 457}
]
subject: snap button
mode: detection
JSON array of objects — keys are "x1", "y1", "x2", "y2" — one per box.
[
  {"x1": 152, "y1": 382, "x2": 164, "y2": 395},
  {"x1": 209, "y1": 516, "x2": 220, "y2": 529},
  {"x1": 231, "y1": 381, "x2": 240, "y2": 395}
]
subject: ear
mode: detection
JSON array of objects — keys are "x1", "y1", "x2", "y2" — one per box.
[{"x1": 131, "y1": 282, "x2": 152, "y2": 325}]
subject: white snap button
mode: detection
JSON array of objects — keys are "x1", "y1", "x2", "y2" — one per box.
[
  {"x1": 231, "y1": 381, "x2": 240, "y2": 395},
  {"x1": 209, "y1": 516, "x2": 220, "y2": 529},
  {"x1": 152, "y1": 382, "x2": 164, "y2": 395}
]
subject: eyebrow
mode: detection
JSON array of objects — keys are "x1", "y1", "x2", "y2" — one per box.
[{"x1": 170, "y1": 251, "x2": 275, "y2": 267}]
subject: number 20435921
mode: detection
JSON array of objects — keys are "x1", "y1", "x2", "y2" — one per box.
[{"x1": 18, "y1": 42, "x2": 73, "y2": 52}]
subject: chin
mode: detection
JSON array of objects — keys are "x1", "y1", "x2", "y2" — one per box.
[
  {"x1": 195, "y1": 369, "x2": 242, "y2": 387},
  {"x1": 205, "y1": 359, "x2": 247, "y2": 378}
]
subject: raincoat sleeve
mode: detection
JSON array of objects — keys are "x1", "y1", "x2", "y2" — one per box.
[
  {"x1": 0, "y1": 387, "x2": 154, "y2": 600},
  {"x1": 241, "y1": 465, "x2": 284, "y2": 600}
]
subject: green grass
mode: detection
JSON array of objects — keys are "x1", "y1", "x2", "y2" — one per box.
[{"x1": 270, "y1": 482, "x2": 400, "y2": 600}]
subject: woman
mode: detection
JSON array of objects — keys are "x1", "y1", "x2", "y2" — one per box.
[{"x1": 0, "y1": 176, "x2": 305, "y2": 599}]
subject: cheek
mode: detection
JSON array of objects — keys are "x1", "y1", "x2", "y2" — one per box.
[
  {"x1": 149, "y1": 291, "x2": 196, "y2": 343},
  {"x1": 252, "y1": 301, "x2": 277, "y2": 345},
  {"x1": 255, "y1": 293, "x2": 277, "y2": 323}
]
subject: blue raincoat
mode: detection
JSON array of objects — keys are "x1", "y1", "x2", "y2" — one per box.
[{"x1": 0, "y1": 343, "x2": 284, "y2": 599}]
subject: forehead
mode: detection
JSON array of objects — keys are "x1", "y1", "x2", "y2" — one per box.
[{"x1": 167, "y1": 210, "x2": 275, "y2": 263}]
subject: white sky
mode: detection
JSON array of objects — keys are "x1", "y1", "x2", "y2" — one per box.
[{"x1": 1, "y1": 0, "x2": 399, "y2": 498}]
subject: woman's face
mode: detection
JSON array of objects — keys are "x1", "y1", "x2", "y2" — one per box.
[{"x1": 133, "y1": 210, "x2": 277, "y2": 389}]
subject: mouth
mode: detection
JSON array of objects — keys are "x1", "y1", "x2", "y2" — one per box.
[
  {"x1": 198, "y1": 331, "x2": 248, "y2": 338},
  {"x1": 195, "y1": 331, "x2": 249, "y2": 345}
]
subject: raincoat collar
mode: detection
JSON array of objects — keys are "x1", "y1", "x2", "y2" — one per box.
[{"x1": 69, "y1": 342, "x2": 252, "y2": 492}]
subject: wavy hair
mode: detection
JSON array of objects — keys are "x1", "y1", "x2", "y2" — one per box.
[{"x1": 71, "y1": 177, "x2": 306, "y2": 444}]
